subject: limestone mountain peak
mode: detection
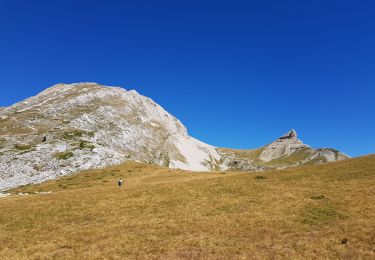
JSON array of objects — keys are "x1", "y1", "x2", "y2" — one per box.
[
  {"x1": 0, "y1": 83, "x2": 349, "y2": 191},
  {"x1": 259, "y1": 129, "x2": 308, "y2": 162},
  {"x1": 280, "y1": 129, "x2": 298, "y2": 140}
]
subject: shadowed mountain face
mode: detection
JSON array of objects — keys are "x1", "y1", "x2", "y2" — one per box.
[{"x1": 0, "y1": 83, "x2": 349, "y2": 190}]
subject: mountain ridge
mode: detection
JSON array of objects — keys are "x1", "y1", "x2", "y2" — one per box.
[{"x1": 0, "y1": 83, "x2": 349, "y2": 190}]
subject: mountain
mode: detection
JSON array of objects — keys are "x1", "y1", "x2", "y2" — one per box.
[
  {"x1": 217, "y1": 129, "x2": 348, "y2": 171},
  {"x1": 0, "y1": 83, "x2": 349, "y2": 190}
]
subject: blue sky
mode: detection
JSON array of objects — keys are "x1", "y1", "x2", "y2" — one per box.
[{"x1": 0, "y1": 0, "x2": 374, "y2": 157}]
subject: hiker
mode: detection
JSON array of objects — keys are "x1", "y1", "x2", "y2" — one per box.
[{"x1": 118, "y1": 178, "x2": 123, "y2": 188}]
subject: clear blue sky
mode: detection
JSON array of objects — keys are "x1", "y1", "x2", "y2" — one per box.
[{"x1": 0, "y1": 0, "x2": 374, "y2": 157}]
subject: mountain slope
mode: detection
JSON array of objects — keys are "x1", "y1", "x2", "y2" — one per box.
[
  {"x1": 0, "y1": 83, "x2": 220, "y2": 190},
  {"x1": 1, "y1": 155, "x2": 374, "y2": 259},
  {"x1": 0, "y1": 83, "x2": 349, "y2": 190}
]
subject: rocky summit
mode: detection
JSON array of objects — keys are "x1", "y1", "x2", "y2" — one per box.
[
  {"x1": 259, "y1": 129, "x2": 309, "y2": 162},
  {"x1": 0, "y1": 83, "x2": 349, "y2": 190}
]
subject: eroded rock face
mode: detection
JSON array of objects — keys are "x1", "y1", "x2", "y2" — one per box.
[
  {"x1": 279, "y1": 129, "x2": 297, "y2": 140},
  {"x1": 0, "y1": 83, "x2": 350, "y2": 191},
  {"x1": 0, "y1": 83, "x2": 220, "y2": 190},
  {"x1": 259, "y1": 129, "x2": 309, "y2": 162}
]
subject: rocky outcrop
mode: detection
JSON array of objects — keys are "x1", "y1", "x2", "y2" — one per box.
[
  {"x1": 279, "y1": 129, "x2": 297, "y2": 139},
  {"x1": 259, "y1": 129, "x2": 309, "y2": 162}
]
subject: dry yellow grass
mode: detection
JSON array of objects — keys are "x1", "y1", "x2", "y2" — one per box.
[{"x1": 1, "y1": 155, "x2": 375, "y2": 259}]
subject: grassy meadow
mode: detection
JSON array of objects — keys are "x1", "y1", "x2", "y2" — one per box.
[{"x1": 0, "y1": 155, "x2": 374, "y2": 259}]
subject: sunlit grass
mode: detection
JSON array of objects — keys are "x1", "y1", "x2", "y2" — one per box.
[{"x1": 1, "y1": 155, "x2": 374, "y2": 259}]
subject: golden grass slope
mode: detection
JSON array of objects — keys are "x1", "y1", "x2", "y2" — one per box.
[{"x1": 1, "y1": 155, "x2": 375, "y2": 259}]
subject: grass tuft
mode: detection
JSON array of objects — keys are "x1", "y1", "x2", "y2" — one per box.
[
  {"x1": 301, "y1": 205, "x2": 337, "y2": 226},
  {"x1": 310, "y1": 194, "x2": 325, "y2": 200},
  {"x1": 55, "y1": 151, "x2": 74, "y2": 160},
  {"x1": 62, "y1": 130, "x2": 85, "y2": 140},
  {"x1": 14, "y1": 144, "x2": 32, "y2": 151}
]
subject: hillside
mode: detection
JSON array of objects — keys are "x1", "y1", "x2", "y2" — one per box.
[
  {"x1": 0, "y1": 83, "x2": 348, "y2": 191},
  {"x1": 0, "y1": 83, "x2": 220, "y2": 190},
  {"x1": 1, "y1": 155, "x2": 374, "y2": 259}
]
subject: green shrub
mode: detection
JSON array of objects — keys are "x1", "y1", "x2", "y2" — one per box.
[
  {"x1": 14, "y1": 144, "x2": 32, "y2": 151},
  {"x1": 78, "y1": 141, "x2": 95, "y2": 150},
  {"x1": 55, "y1": 151, "x2": 74, "y2": 160}
]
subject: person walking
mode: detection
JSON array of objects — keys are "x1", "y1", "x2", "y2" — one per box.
[{"x1": 118, "y1": 178, "x2": 123, "y2": 188}]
